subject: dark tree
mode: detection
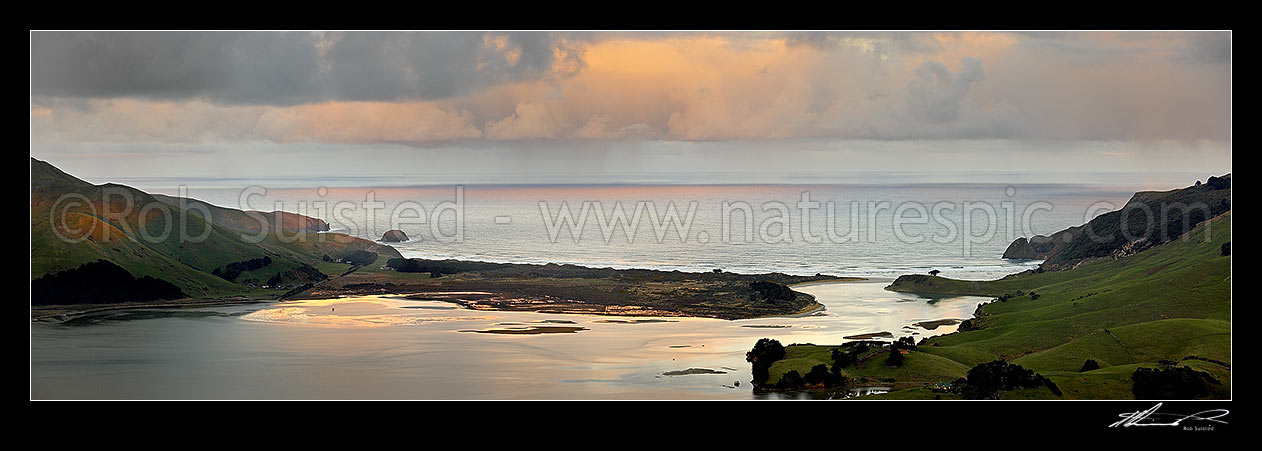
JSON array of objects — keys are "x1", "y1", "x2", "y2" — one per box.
[
  {"x1": 885, "y1": 348, "x2": 905, "y2": 367},
  {"x1": 32, "y1": 260, "x2": 186, "y2": 305},
  {"x1": 832, "y1": 348, "x2": 856, "y2": 368},
  {"x1": 778, "y1": 370, "x2": 804, "y2": 389},
  {"x1": 928, "y1": 269, "x2": 941, "y2": 276},
  {"x1": 266, "y1": 263, "x2": 329, "y2": 286},
  {"x1": 1079, "y1": 359, "x2": 1100, "y2": 372},
  {"x1": 803, "y1": 364, "x2": 834, "y2": 387},
  {"x1": 749, "y1": 281, "x2": 796, "y2": 303},
  {"x1": 829, "y1": 363, "x2": 846, "y2": 386},
  {"x1": 1132, "y1": 366, "x2": 1218, "y2": 399},
  {"x1": 212, "y1": 256, "x2": 273, "y2": 281},
  {"x1": 830, "y1": 348, "x2": 845, "y2": 368},
  {"x1": 746, "y1": 338, "x2": 787, "y2": 386},
  {"x1": 956, "y1": 360, "x2": 1052, "y2": 399},
  {"x1": 1221, "y1": 242, "x2": 1230, "y2": 256},
  {"x1": 338, "y1": 250, "x2": 378, "y2": 266},
  {"x1": 386, "y1": 258, "x2": 425, "y2": 272}
]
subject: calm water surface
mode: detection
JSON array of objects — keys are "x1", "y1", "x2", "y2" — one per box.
[
  {"x1": 31, "y1": 280, "x2": 988, "y2": 399},
  {"x1": 35, "y1": 180, "x2": 1164, "y2": 399}
]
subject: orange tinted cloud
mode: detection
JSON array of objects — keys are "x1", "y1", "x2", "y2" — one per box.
[{"x1": 31, "y1": 31, "x2": 1230, "y2": 145}]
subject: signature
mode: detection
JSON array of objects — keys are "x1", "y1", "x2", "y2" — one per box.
[{"x1": 1110, "y1": 403, "x2": 1229, "y2": 428}]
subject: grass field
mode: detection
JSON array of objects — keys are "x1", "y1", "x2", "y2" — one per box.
[
  {"x1": 767, "y1": 212, "x2": 1231, "y2": 399},
  {"x1": 766, "y1": 345, "x2": 969, "y2": 386}
]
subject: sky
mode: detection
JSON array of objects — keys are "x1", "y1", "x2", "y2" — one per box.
[{"x1": 29, "y1": 31, "x2": 1232, "y2": 183}]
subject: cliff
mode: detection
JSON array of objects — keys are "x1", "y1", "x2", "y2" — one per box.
[{"x1": 1002, "y1": 174, "x2": 1230, "y2": 271}]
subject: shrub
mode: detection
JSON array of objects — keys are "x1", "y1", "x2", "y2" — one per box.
[
  {"x1": 1079, "y1": 359, "x2": 1101, "y2": 372},
  {"x1": 266, "y1": 263, "x2": 329, "y2": 286},
  {"x1": 831, "y1": 344, "x2": 864, "y2": 368},
  {"x1": 778, "y1": 370, "x2": 804, "y2": 389},
  {"x1": 212, "y1": 256, "x2": 273, "y2": 281},
  {"x1": 885, "y1": 348, "x2": 905, "y2": 367},
  {"x1": 749, "y1": 281, "x2": 795, "y2": 303},
  {"x1": 386, "y1": 258, "x2": 425, "y2": 272},
  {"x1": 1132, "y1": 366, "x2": 1219, "y2": 399},
  {"x1": 802, "y1": 364, "x2": 832, "y2": 387},
  {"x1": 337, "y1": 250, "x2": 378, "y2": 266},
  {"x1": 957, "y1": 360, "x2": 1052, "y2": 399}
]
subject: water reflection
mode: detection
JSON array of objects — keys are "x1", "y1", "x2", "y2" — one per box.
[{"x1": 32, "y1": 280, "x2": 990, "y2": 399}]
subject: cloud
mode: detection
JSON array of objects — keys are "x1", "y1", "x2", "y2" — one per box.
[
  {"x1": 30, "y1": 31, "x2": 585, "y2": 105},
  {"x1": 905, "y1": 57, "x2": 984, "y2": 123},
  {"x1": 30, "y1": 98, "x2": 483, "y2": 145},
  {"x1": 30, "y1": 31, "x2": 1232, "y2": 145},
  {"x1": 482, "y1": 102, "x2": 558, "y2": 140},
  {"x1": 1181, "y1": 31, "x2": 1231, "y2": 64}
]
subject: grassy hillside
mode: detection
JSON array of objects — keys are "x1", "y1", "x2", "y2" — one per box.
[
  {"x1": 31, "y1": 157, "x2": 400, "y2": 302},
  {"x1": 151, "y1": 193, "x2": 329, "y2": 234},
  {"x1": 878, "y1": 212, "x2": 1231, "y2": 398},
  {"x1": 1001, "y1": 175, "x2": 1230, "y2": 271},
  {"x1": 765, "y1": 344, "x2": 969, "y2": 387}
]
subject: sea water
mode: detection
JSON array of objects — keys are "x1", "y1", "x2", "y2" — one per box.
[{"x1": 31, "y1": 176, "x2": 1188, "y2": 399}]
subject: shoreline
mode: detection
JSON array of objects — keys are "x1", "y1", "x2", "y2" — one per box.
[
  {"x1": 31, "y1": 277, "x2": 863, "y2": 323},
  {"x1": 32, "y1": 298, "x2": 271, "y2": 322}
]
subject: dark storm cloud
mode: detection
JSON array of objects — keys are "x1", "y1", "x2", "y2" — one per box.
[{"x1": 30, "y1": 31, "x2": 583, "y2": 106}]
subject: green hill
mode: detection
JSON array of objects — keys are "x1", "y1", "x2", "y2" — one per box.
[
  {"x1": 880, "y1": 211, "x2": 1231, "y2": 398},
  {"x1": 31, "y1": 157, "x2": 400, "y2": 303},
  {"x1": 1002, "y1": 175, "x2": 1230, "y2": 271},
  {"x1": 764, "y1": 179, "x2": 1230, "y2": 399}
]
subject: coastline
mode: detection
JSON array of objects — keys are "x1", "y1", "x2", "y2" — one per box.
[
  {"x1": 32, "y1": 298, "x2": 271, "y2": 322},
  {"x1": 32, "y1": 275, "x2": 867, "y2": 322}
]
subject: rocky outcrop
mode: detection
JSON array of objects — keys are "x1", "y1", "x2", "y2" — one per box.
[
  {"x1": 1002, "y1": 175, "x2": 1231, "y2": 272},
  {"x1": 1002, "y1": 227, "x2": 1079, "y2": 260},
  {"x1": 380, "y1": 229, "x2": 410, "y2": 242},
  {"x1": 1002, "y1": 237, "x2": 1037, "y2": 259}
]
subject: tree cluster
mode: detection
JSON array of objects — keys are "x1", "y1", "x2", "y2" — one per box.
[
  {"x1": 32, "y1": 259, "x2": 186, "y2": 305},
  {"x1": 745, "y1": 338, "x2": 787, "y2": 387},
  {"x1": 266, "y1": 263, "x2": 329, "y2": 286},
  {"x1": 336, "y1": 250, "x2": 378, "y2": 266},
  {"x1": 952, "y1": 360, "x2": 1062, "y2": 399},
  {"x1": 1132, "y1": 365, "x2": 1219, "y2": 399},
  {"x1": 212, "y1": 256, "x2": 273, "y2": 281},
  {"x1": 748, "y1": 281, "x2": 795, "y2": 303},
  {"x1": 1079, "y1": 359, "x2": 1100, "y2": 372}
]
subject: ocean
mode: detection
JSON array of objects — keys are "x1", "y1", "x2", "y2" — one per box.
[
  {"x1": 30, "y1": 174, "x2": 1203, "y2": 399},
  {"x1": 114, "y1": 178, "x2": 1157, "y2": 280}
]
